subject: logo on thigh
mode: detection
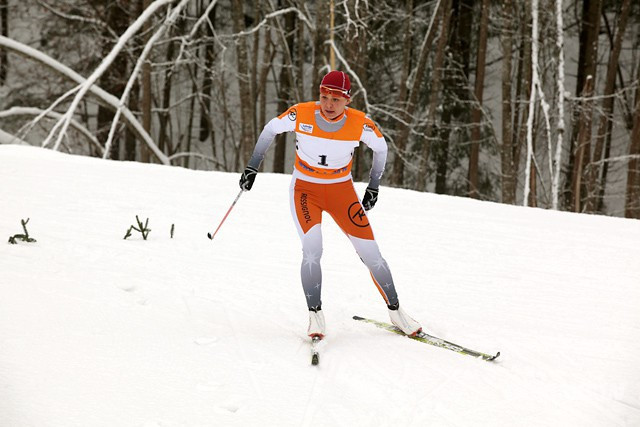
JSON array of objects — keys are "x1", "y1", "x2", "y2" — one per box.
[
  {"x1": 300, "y1": 193, "x2": 313, "y2": 223},
  {"x1": 348, "y1": 202, "x2": 370, "y2": 228}
]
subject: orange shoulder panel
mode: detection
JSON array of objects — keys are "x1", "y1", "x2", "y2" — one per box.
[
  {"x1": 363, "y1": 116, "x2": 384, "y2": 138},
  {"x1": 294, "y1": 102, "x2": 319, "y2": 124},
  {"x1": 277, "y1": 102, "x2": 317, "y2": 121}
]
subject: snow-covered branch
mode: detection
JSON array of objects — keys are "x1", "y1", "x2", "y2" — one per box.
[
  {"x1": 0, "y1": 106, "x2": 103, "y2": 154},
  {"x1": 228, "y1": 7, "x2": 315, "y2": 39},
  {"x1": 104, "y1": 0, "x2": 191, "y2": 160},
  {"x1": 49, "y1": 0, "x2": 176, "y2": 155},
  {"x1": 0, "y1": 35, "x2": 169, "y2": 164}
]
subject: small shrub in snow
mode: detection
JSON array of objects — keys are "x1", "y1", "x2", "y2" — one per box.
[
  {"x1": 8, "y1": 218, "x2": 37, "y2": 244},
  {"x1": 124, "y1": 215, "x2": 151, "y2": 240}
]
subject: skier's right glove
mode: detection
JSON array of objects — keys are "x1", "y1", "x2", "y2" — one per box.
[{"x1": 239, "y1": 166, "x2": 258, "y2": 191}]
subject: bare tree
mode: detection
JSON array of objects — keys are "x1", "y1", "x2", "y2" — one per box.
[
  {"x1": 95, "y1": 1, "x2": 131, "y2": 161},
  {"x1": 502, "y1": 0, "x2": 533, "y2": 204},
  {"x1": 199, "y1": 1, "x2": 218, "y2": 158},
  {"x1": 625, "y1": 64, "x2": 640, "y2": 219},
  {"x1": 523, "y1": 0, "x2": 540, "y2": 207},
  {"x1": 391, "y1": 0, "x2": 446, "y2": 188},
  {"x1": 551, "y1": 0, "x2": 565, "y2": 210},
  {"x1": 310, "y1": 0, "x2": 328, "y2": 101},
  {"x1": 231, "y1": 0, "x2": 254, "y2": 168},
  {"x1": 500, "y1": 0, "x2": 516, "y2": 204},
  {"x1": 0, "y1": 0, "x2": 7, "y2": 85},
  {"x1": 272, "y1": 2, "x2": 296, "y2": 174},
  {"x1": 568, "y1": 0, "x2": 602, "y2": 212},
  {"x1": 0, "y1": 33, "x2": 168, "y2": 164},
  {"x1": 345, "y1": 0, "x2": 370, "y2": 182},
  {"x1": 585, "y1": 0, "x2": 632, "y2": 213},
  {"x1": 139, "y1": 0, "x2": 152, "y2": 163},
  {"x1": 415, "y1": 0, "x2": 451, "y2": 192},
  {"x1": 435, "y1": 0, "x2": 473, "y2": 195},
  {"x1": 468, "y1": 0, "x2": 490, "y2": 198}
]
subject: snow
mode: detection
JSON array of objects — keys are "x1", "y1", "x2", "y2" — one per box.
[{"x1": 1, "y1": 144, "x2": 639, "y2": 426}]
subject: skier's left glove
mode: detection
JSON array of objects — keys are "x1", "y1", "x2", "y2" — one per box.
[
  {"x1": 362, "y1": 186, "x2": 379, "y2": 211},
  {"x1": 239, "y1": 166, "x2": 258, "y2": 191}
]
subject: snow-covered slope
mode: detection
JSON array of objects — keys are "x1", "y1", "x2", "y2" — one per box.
[{"x1": 1, "y1": 144, "x2": 639, "y2": 426}]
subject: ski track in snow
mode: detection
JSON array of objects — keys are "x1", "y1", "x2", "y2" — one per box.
[{"x1": 1, "y1": 145, "x2": 639, "y2": 426}]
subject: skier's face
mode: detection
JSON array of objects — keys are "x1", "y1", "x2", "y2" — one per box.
[{"x1": 319, "y1": 87, "x2": 350, "y2": 120}]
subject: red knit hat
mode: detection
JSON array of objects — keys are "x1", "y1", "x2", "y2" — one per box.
[{"x1": 320, "y1": 70, "x2": 351, "y2": 99}]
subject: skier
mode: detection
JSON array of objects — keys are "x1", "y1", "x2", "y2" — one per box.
[{"x1": 239, "y1": 70, "x2": 421, "y2": 339}]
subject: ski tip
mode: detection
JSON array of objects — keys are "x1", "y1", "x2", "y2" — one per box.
[{"x1": 487, "y1": 351, "x2": 501, "y2": 361}]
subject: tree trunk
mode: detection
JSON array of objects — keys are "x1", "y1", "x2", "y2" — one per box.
[
  {"x1": 624, "y1": 64, "x2": 640, "y2": 219},
  {"x1": 257, "y1": 28, "x2": 273, "y2": 133},
  {"x1": 346, "y1": 1, "x2": 370, "y2": 182},
  {"x1": 184, "y1": 57, "x2": 199, "y2": 168},
  {"x1": 415, "y1": 0, "x2": 451, "y2": 192},
  {"x1": 251, "y1": 0, "x2": 261, "y2": 144},
  {"x1": 97, "y1": 2, "x2": 129, "y2": 161},
  {"x1": 468, "y1": 0, "x2": 490, "y2": 198},
  {"x1": 296, "y1": 1, "x2": 304, "y2": 102},
  {"x1": 565, "y1": 0, "x2": 602, "y2": 211},
  {"x1": 390, "y1": 0, "x2": 413, "y2": 187},
  {"x1": 551, "y1": 0, "x2": 566, "y2": 210},
  {"x1": 310, "y1": 0, "x2": 328, "y2": 100},
  {"x1": 572, "y1": 76, "x2": 595, "y2": 212},
  {"x1": 435, "y1": 0, "x2": 473, "y2": 195},
  {"x1": 0, "y1": 0, "x2": 8, "y2": 85},
  {"x1": 528, "y1": 132, "x2": 538, "y2": 207},
  {"x1": 157, "y1": 37, "x2": 175, "y2": 156},
  {"x1": 273, "y1": 7, "x2": 296, "y2": 174},
  {"x1": 501, "y1": 0, "x2": 516, "y2": 204},
  {"x1": 513, "y1": 2, "x2": 532, "y2": 205},
  {"x1": 140, "y1": 0, "x2": 152, "y2": 163},
  {"x1": 523, "y1": 0, "x2": 539, "y2": 207},
  {"x1": 391, "y1": 0, "x2": 446, "y2": 188},
  {"x1": 231, "y1": 0, "x2": 254, "y2": 169},
  {"x1": 199, "y1": 1, "x2": 217, "y2": 162},
  {"x1": 125, "y1": 80, "x2": 139, "y2": 161},
  {"x1": 586, "y1": 0, "x2": 631, "y2": 212}
]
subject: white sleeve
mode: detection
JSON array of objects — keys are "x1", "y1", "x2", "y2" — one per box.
[
  {"x1": 247, "y1": 107, "x2": 297, "y2": 169},
  {"x1": 360, "y1": 119, "x2": 388, "y2": 189}
]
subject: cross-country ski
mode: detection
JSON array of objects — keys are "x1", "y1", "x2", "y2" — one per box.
[{"x1": 353, "y1": 316, "x2": 500, "y2": 361}]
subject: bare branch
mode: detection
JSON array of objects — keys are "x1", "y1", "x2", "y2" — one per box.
[{"x1": 0, "y1": 106, "x2": 103, "y2": 154}]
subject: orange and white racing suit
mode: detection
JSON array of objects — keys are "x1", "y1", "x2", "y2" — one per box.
[{"x1": 247, "y1": 101, "x2": 398, "y2": 310}]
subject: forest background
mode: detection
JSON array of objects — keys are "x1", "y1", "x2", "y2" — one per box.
[{"x1": 0, "y1": 0, "x2": 639, "y2": 218}]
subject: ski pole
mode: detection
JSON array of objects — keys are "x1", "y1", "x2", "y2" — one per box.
[{"x1": 207, "y1": 189, "x2": 244, "y2": 240}]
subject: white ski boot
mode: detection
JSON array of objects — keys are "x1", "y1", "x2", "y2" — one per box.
[
  {"x1": 307, "y1": 309, "x2": 326, "y2": 338},
  {"x1": 388, "y1": 304, "x2": 422, "y2": 336}
]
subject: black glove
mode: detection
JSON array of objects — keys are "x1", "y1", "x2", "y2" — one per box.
[
  {"x1": 239, "y1": 166, "x2": 258, "y2": 191},
  {"x1": 362, "y1": 186, "x2": 379, "y2": 211}
]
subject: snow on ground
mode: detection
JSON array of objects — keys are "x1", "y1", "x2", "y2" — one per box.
[{"x1": 1, "y1": 144, "x2": 639, "y2": 426}]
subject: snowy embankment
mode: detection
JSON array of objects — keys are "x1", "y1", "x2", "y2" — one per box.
[{"x1": 1, "y1": 144, "x2": 639, "y2": 426}]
